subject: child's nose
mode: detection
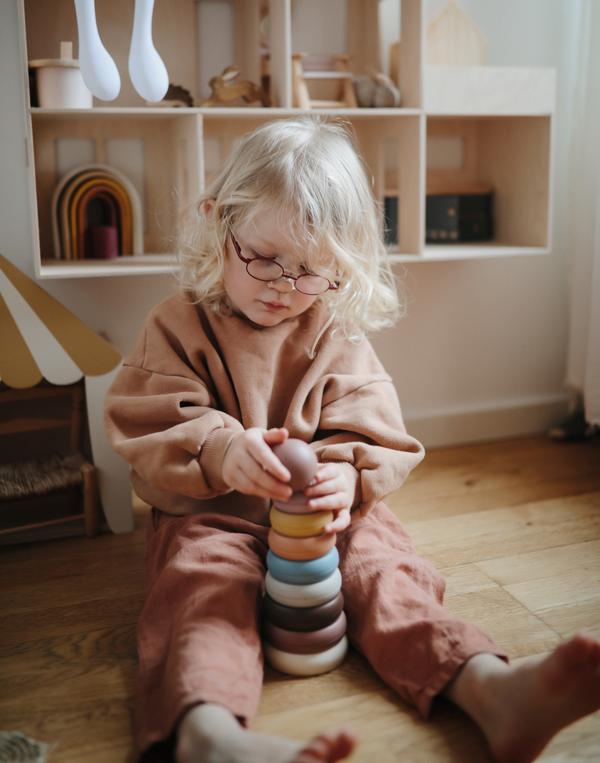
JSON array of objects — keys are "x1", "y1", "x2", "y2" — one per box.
[{"x1": 268, "y1": 276, "x2": 295, "y2": 293}]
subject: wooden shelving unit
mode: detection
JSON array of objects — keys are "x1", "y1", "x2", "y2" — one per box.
[{"x1": 19, "y1": 0, "x2": 555, "y2": 279}]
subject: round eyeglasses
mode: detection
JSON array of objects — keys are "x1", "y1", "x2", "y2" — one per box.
[{"x1": 230, "y1": 232, "x2": 339, "y2": 296}]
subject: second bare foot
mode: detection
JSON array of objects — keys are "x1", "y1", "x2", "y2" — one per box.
[
  {"x1": 450, "y1": 633, "x2": 600, "y2": 763},
  {"x1": 175, "y1": 702, "x2": 357, "y2": 763}
]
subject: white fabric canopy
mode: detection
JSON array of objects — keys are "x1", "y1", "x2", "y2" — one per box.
[{"x1": 0, "y1": 254, "x2": 121, "y2": 388}]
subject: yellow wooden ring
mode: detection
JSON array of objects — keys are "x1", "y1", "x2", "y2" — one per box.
[{"x1": 269, "y1": 506, "x2": 333, "y2": 538}]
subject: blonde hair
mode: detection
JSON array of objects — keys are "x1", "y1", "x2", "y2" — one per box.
[{"x1": 176, "y1": 116, "x2": 403, "y2": 340}]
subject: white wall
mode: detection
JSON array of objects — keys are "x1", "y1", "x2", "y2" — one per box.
[
  {"x1": 370, "y1": 0, "x2": 576, "y2": 444},
  {"x1": 0, "y1": 0, "x2": 576, "y2": 448}
]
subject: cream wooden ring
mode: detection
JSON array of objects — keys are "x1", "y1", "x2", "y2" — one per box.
[
  {"x1": 270, "y1": 506, "x2": 333, "y2": 538},
  {"x1": 264, "y1": 635, "x2": 348, "y2": 676},
  {"x1": 265, "y1": 569, "x2": 342, "y2": 608},
  {"x1": 268, "y1": 528, "x2": 335, "y2": 561}
]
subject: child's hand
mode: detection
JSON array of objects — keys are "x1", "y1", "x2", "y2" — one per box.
[
  {"x1": 304, "y1": 463, "x2": 357, "y2": 534},
  {"x1": 222, "y1": 427, "x2": 293, "y2": 501}
]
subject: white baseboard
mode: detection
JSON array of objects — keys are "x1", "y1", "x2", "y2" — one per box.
[{"x1": 405, "y1": 393, "x2": 570, "y2": 449}]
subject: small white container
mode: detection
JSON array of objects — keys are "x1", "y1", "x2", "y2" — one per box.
[{"x1": 29, "y1": 41, "x2": 93, "y2": 109}]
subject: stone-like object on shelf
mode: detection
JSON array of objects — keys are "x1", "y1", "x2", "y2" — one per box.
[{"x1": 353, "y1": 72, "x2": 401, "y2": 108}]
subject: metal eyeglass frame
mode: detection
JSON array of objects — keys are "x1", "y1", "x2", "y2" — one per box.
[{"x1": 230, "y1": 231, "x2": 339, "y2": 295}]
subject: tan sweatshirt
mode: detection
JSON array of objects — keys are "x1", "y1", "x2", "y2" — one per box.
[{"x1": 104, "y1": 292, "x2": 425, "y2": 525}]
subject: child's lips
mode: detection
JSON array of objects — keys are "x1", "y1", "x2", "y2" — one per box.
[{"x1": 261, "y1": 301, "x2": 287, "y2": 310}]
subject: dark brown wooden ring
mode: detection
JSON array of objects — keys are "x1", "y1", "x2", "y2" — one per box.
[
  {"x1": 264, "y1": 611, "x2": 347, "y2": 654},
  {"x1": 262, "y1": 591, "x2": 345, "y2": 632}
]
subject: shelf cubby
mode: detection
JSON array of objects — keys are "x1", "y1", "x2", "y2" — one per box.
[
  {"x1": 203, "y1": 111, "x2": 423, "y2": 256},
  {"x1": 425, "y1": 115, "x2": 552, "y2": 252},
  {"x1": 290, "y1": 0, "x2": 422, "y2": 109},
  {"x1": 30, "y1": 110, "x2": 202, "y2": 275}
]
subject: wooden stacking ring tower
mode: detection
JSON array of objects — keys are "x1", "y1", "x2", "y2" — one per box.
[{"x1": 263, "y1": 438, "x2": 348, "y2": 676}]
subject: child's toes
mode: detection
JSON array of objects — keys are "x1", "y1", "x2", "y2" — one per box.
[
  {"x1": 556, "y1": 633, "x2": 599, "y2": 668},
  {"x1": 293, "y1": 727, "x2": 357, "y2": 762}
]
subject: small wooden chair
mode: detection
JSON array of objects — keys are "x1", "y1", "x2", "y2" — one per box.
[
  {"x1": 292, "y1": 53, "x2": 358, "y2": 109},
  {"x1": 0, "y1": 380, "x2": 100, "y2": 542}
]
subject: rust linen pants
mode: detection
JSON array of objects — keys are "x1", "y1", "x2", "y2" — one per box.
[{"x1": 136, "y1": 502, "x2": 504, "y2": 759}]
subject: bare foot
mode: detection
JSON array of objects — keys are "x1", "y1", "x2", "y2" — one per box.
[
  {"x1": 175, "y1": 702, "x2": 357, "y2": 763},
  {"x1": 447, "y1": 633, "x2": 600, "y2": 762}
]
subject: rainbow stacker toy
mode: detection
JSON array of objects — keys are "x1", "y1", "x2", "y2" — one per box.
[{"x1": 263, "y1": 438, "x2": 348, "y2": 676}]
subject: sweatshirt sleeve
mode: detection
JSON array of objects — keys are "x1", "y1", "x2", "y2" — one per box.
[
  {"x1": 104, "y1": 318, "x2": 243, "y2": 499},
  {"x1": 309, "y1": 337, "x2": 425, "y2": 516}
]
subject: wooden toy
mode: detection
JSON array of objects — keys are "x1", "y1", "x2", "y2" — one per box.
[
  {"x1": 263, "y1": 611, "x2": 347, "y2": 654},
  {"x1": 269, "y1": 505, "x2": 333, "y2": 537},
  {"x1": 272, "y1": 439, "x2": 318, "y2": 491},
  {"x1": 271, "y1": 492, "x2": 313, "y2": 514},
  {"x1": 201, "y1": 65, "x2": 267, "y2": 107},
  {"x1": 263, "y1": 437, "x2": 348, "y2": 676},
  {"x1": 292, "y1": 53, "x2": 357, "y2": 110},
  {"x1": 266, "y1": 547, "x2": 339, "y2": 585},
  {"x1": 268, "y1": 527, "x2": 336, "y2": 561},
  {"x1": 265, "y1": 568, "x2": 342, "y2": 609},
  {"x1": 264, "y1": 637, "x2": 349, "y2": 677}
]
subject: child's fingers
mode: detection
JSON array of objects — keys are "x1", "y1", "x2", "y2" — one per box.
[
  {"x1": 308, "y1": 491, "x2": 348, "y2": 512},
  {"x1": 249, "y1": 430, "x2": 291, "y2": 483},
  {"x1": 262, "y1": 427, "x2": 289, "y2": 444},
  {"x1": 242, "y1": 454, "x2": 292, "y2": 500},
  {"x1": 324, "y1": 510, "x2": 351, "y2": 534},
  {"x1": 305, "y1": 476, "x2": 341, "y2": 498},
  {"x1": 234, "y1": 463, "x2": 290, "y2": 500},
  {"x1": 312, "y1": 463, "x2": 340, "y2": 482},
  {"x1": 259, "y1": 430, "x2": 291, "y2": 482}
]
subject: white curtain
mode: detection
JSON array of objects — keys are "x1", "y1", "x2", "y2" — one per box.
[{"x1": 564, "y1": 0, "x2": 600, "y2": 425}]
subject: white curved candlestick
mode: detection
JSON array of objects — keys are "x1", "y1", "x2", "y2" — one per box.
[
  {"x1": 128, "y1": 0, "x2": 169, "y2": 102},
  {"x1": 73, "y1": 0, "x2": 121, "y2": 101}
]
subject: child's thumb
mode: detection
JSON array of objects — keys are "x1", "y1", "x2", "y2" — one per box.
[{"x1": 263, "y1": 427, "x2": 289, "y2": 444}]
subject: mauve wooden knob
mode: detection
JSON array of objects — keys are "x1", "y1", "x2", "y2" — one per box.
[{"x1": 273, "y1": 438, "x2": 318, "y2": 491}]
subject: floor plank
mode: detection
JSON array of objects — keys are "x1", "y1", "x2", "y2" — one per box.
[{"x1": 1, "y1": 435, "x2": 599, "y2": 762}]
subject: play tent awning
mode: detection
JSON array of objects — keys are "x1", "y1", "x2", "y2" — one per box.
[{"x1": 0, "y1": 254, "x2": 121, "y2": 389}]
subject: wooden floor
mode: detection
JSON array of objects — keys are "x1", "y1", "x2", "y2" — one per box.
[{"x1": 1, "y1": 435, "x2": 599, "y2": 762}]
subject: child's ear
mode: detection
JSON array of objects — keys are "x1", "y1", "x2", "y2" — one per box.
[{"x1": 201, "y1": 199, "x2": 216, "y2": 218}]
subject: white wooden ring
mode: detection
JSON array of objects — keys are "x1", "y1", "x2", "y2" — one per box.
[
  {"x1": 264, "y1": 635, "x2": 348, "y2": 676},
  {"x1": 264, "y1": 568, "x2": 342, "y2": 608}
]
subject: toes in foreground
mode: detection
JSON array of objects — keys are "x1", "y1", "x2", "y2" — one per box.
[{"x1": 293, "y1": 728, "x2": 357, "y2": 763}]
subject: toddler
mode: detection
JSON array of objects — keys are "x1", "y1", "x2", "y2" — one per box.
[{"x1": 104, "y1": 117, "x2": 600, "y2": 763}]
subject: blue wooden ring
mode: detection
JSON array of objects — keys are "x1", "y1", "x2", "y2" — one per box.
[{"x1": 266, "y1": 547, "x2": 340, "y2": 585}]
